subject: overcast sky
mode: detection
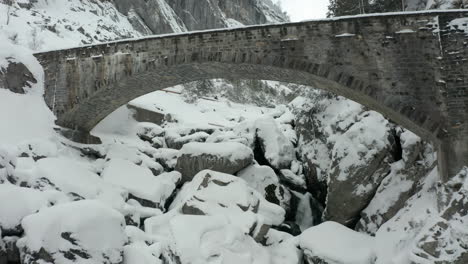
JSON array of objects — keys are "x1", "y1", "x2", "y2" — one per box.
[{"x1": 275, "y1": 0, "x2": 329, "y2": 21}]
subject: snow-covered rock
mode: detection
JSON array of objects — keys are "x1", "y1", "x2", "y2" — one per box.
[
  {"x1": 145, "y1": 170, "x2": 289, "y2": 263},
  {"x1": 164, "y1": 214, "x2": 273, "y2": 264},
  {"x1": 123, "y1": 226, "x2": 162, "y2": 264},
  {"x1": 175, "y1": 142, "x2": 253, "y2": 183},
  {"x1": 135, "y1": 122, "x2": 165, "y2": 148},
  {"x1": 33, "y1": 157, "x2": 125, "y2": 202},
  {"x1": 299, "y1": 221, "x2": 376, "y2": 264},
  {"x1": 238, "y1": 164, "x2": 291, "y2": 212},
  {"x1": 356, "y1": 133, "x2": 436, "y2": 235},
  {"x1": 165, "y1": 128, "x2": 211, "y2": 150},
  {"x1": 1, "y1": 236, "x2": 20, "y2": 264},
  {"x1": 324, "y1": 110, "x2": 395, "y2": 227},
  {"x1": 411, "y1": 167, "x2": 468, "y2": 263},
  {"x1": 0, "y1": 60, "x2": 36, "y2": 94},
  {"x1": 102, "y1": 159, "x2": 181, "y2": 209},
  {"x1": 171, "y1": 170, "x2": 285, "y2": 227},
  {"x1": 253, "y1": 116, "x2": 295, "y2": 170},
  {"x1": 0, "y1": 184, "x2": 50, "y2": 236},
  {"x1": 18, "y1": 200, "x2": 126, "y2": 264}
]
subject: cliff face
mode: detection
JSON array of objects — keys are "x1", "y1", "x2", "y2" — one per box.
[
  {"x1": 113, "y1": 0, "x2": 287, "y2": 35},
  {"x1": 0, "y1": 0, "x2": 286, "y2": 52}
]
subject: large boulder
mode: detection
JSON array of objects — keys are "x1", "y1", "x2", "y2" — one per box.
[
  {"x1": 175, "y1": 142, "x2": 253, "y2": 183},
  {"x1": 1, "y1": 236, "x2": 20, "y2": 264},
  {"x1": 165, "y1": 128, "x2": 212, "y2": 150},
  {"x1": 145, "y1": 170, "x2": 285, "y2": 253},
  {"x1": 356, "y1": 131, "x2": 436, "y2": 234},
  {"x1": 253, "y1": 117, "x2": 295, "y2": 170},
  {"x1": 323, "y1": 111, "x2": 395, "y2": 227},
  {"x1": 299, "y1": 222, "x2": 376, "y2": 264},
  {"x1": 412, "y1": 167, "x2": 468, "y2": 263},
  {"x1": 33, "y1": 157, "x2": 125, "y2": 201},
  {"x1": 170, "y1": 170, "x2": 285, "y2": 227},
  {"x1": 0, "y1": 184, "x2": 50, "y2": 236},
  {"x1": 18, "y1": 200, "x2": 126, "y2": 264},
  {"x1": 0, "y1": 60, "x2": 36, "y2": 94},
  {"x1": 238, "y1": 164, "x2": 291, "y2": 212},
  {"x1": 135, "y1": 122, "x2": 165, "y2": 148},
  {"x1": 127, "y1": 104, "x2": 166, "y2": 125},
  {"x1": 102, "y1": 159, "x2": 181, "y2": 209},
  {"x1": 162, "y1": 214, "x2": 273, "y2": 264},
  {"x1": 374, "y1": 167, "x2": 468, "y2": 264}
]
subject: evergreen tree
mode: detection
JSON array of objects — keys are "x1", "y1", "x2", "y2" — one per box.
[{"x1": 328, "y1": 0, "x2": 404, "y2": 17}]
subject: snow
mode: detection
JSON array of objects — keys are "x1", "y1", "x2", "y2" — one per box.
[
  {"x1": 0, "y1": 184, "x2": 50, "y2": 231},
  {"x1": 33, "y1": 157, "x2": 121, "y2": 199},
  {"x1": 169, "y1": 170, "x2": 285, "y2": 226},
  {"x1": 299, "y1": 221, "x2": 376, "y2": 264},
  {"x1": 18, "y1": 200, "x2": 126, "y2": 263},
  {"x1": 0, "y1": 0, "x2": 141, "y2": 51},
  {"x1": 102, "y1": 158, "x2": 180, "y2": 204},
  {"x1": 329, "y1": 110, "x2": 390, "y2": 182},
  {"x1": 374, "y1": 168, "x2": 439, "y2": 264},
  {"x1": 0, "y1": 32, "x2": 55, "y2": 147},
  {"x1": 169, "y1": 214, "x2": 271, "y2": 264},
  {"x1": 395, "y1": 29, "x2": 416, "y2": 33},
  {"x1": 254, "y1": 116, "x2": 295, "y2": 169},
  {"x1": 238, "y1": 164, "x2": 279, "y2": 196},
  {"x1": 335, "y1": 33, "x2": 356, "y2": 37},
  {"x1": 130, "y1": 87, "x2": 272, "y2": 129},
  {"x1": 1, "y1": 1, "x2": 465, "y2": 264},
  {"x1": 179, "y1": 142, "x2": 253, "y2": 162}
]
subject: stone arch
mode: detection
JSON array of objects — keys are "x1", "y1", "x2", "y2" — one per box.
[
  {"x1": 56, "y1": 60, "x2": 439, "y2": 145},
  {"x1": 35, "y1": 10, "x2": 468, "y2": 179}
]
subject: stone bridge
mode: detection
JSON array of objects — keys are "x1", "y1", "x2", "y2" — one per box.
[{"x1": 34, "y1": 11, "x2": 468, "y2": 180}]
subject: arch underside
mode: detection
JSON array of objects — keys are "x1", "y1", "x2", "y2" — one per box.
[{"x1": 58, "y1": 62, "x2": 442, "y2": 143}]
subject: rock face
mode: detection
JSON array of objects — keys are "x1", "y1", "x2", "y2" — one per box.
[
  {"x1": 290, "y1": 95, "x2": 438, "y2": 229},
  {"x1": 356, "y1": 130, "x2": 436, "y2": 234},
  {"x1": 113, "y1": 0, "x2": 286, "y2": 35},
  {"x1": 413, "y1": 168, "x2": 468, "y2": 263},
  {"x1": 0, "y1": 61, "x2": 36, "y2": 94},
  {"x1": 17, "y1": 200, "x2": 126, "y2": 264},
  {"x1": 175, "y1": 142, "x2": 253, "y2": 183}
]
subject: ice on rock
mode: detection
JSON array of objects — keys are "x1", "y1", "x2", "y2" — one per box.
[{"x1": 18, "y1": 200, "x2": 126, "y2": 264}]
